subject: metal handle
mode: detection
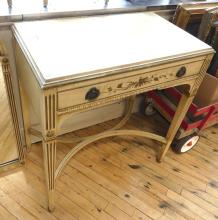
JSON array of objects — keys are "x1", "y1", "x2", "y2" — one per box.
[
  {"x1": 85, "y1": 87, "x2": 100, "y2": 101},
  {"x1": 176, "y1": 66, "x2": 186, "y2": 78}
]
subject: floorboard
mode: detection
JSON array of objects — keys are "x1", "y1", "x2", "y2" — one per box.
[{"x1": 0, "y1": 114, "x2": 218, "y2": 220}]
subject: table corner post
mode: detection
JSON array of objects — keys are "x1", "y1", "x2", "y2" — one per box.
[{"x1": 41, "y1": 88, "x2": 57, "y2": 212}]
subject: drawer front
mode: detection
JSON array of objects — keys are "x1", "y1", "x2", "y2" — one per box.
[{"x1": 57, "y1": 60, "x2": 203, "y2": 113}]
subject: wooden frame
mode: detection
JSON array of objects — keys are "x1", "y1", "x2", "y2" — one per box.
[
  {"x1": 173, "y1": 4, "x2": 218, "y2": 76},
  {"x1": 198, "y1": 7, "x2": 218, "y2": 76},
  {"x1": 208, "y1": 26, "x2": 218, "y2": 76},
  {"x1": 198, "y1": 7, "x2": 218, "y2": 42},
  {"x1": 0, "y1": 41, "x2": 25, "y2": 165},
  {"x1": 172, "y1": 2, "x2": 218, "y2": 36}
]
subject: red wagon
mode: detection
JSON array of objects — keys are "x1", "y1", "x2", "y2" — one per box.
[{"x1": 144, "y1": 74, "x2": 218, "y2": 153}]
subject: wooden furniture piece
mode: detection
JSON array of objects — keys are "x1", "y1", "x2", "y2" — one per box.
[
  {"x1": 198, "y1": 7, "x2": 218, "y2": 42},
  {"x1": 12, "y1": 12, "x2": 214, "y2": 211},
  {"x1": 172, "y1": 2, "x2": 218, "y2": 36},
  {"x1": 0, "y1": 41, "x2": 25, "y2": 166},
  {"x1": 197, "y1": 7, "x2": 218, "y2": 76},
  {"x1": 208, "y1": 26, "x2": 218, "y2": 76}
]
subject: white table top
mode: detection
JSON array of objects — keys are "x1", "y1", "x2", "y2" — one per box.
[{"x1": 13, "y1": 12, "x2": 213, "y2": 88}]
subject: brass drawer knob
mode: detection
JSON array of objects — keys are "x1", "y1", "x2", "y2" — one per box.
[
  {"x1": 85, "y1": 87, "x2": 100, "y2": 101},
  {"x1": 176, "y1": 66, "x2": 186, "y2": 77}
]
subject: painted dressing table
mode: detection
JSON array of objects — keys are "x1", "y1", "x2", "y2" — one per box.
[{"x1": 12, "y1": 12, "x2": 214, "y2": 211}]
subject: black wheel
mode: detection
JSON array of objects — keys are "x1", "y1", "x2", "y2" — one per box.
[{"x1": 172, "y1": 134, "x2": 200, "y2": 154}]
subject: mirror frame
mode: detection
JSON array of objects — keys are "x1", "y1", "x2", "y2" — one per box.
[{"x1": 0, "y1": 41, "x2": 25, "y2": 168}]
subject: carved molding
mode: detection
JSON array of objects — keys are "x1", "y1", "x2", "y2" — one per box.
[
  {"x1": 0, "y1": 43, "x2": 25, "y2": 163},
  {"x1": 43, "y1": 140, "x2": 56, "y2": 190},
  {"x1": 57, "y1": 77, "x2": 195, "y2": 115},
  {"x1": 189, "y1": 54, "x2": 214, "y2": 96},
  {"x1": 42, "y1": 139, "x2": 56, "y2": 212},
  {"x1": 42, "y1": 91, "x2": 57, "y2": 140}
]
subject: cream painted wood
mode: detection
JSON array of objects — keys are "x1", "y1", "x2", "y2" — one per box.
[
  {"x1": 30, "y1": 96, "x2": 136, "y2": 143},
  {"x1": 58, "y1": 59, "x2": 204, "y2": 113},
  {"x1": 55, "y1": 129, "x2": 167, "y2": 180},
  {"x1": 0, "y1": 41, "x2": 25, "y2": 165},
  {"x1": 40, "y1": 89, "x2": 57, "y2": 212},
  {"x1": 14, "y1": 40, "x2": 42, "y2": 150},
  {"x1": 0, "y1": 28, "x2": 26, "y2": 151},
  {"x1": 13, "y1": 12, "x2": 214, "y2": 211},
  {"x1": 13, "y1": 12, "x2": 212, "y2": 88},
  {"x1": 157, "y1": 54, "x2": 213, "y2": 161}
]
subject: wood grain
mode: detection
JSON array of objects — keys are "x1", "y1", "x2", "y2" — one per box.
[{"x1": 0, "y1": 115, "x2": 217, "y2": 219}]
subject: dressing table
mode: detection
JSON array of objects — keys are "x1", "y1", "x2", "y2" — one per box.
[{"x1": 12, "y1": 12, "x2": 214, "y2": 211}]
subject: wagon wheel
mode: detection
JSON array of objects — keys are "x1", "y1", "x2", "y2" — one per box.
[{"x1": 172, "y1": 134, "x2": 200, "y2": 154}]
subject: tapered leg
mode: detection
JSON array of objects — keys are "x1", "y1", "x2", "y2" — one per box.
[
  {"x1": 41, "y1": 90, "x2": 57, "y2": 211},
  {"x1": 157, "y1": 54, "x2": 214, "y2": 162},
  {"x1": 42, "y1": 139, "x2": 56, "y2": 212},
  {"x1": 157, "y1": 54, "x2": 213, "y2": 162},
  {"x1": 1, "y1": 51, "x2": 25, "y2": 163},
  {"x1": 157, "y1": 93, "x2": 194, "y2": 162}
]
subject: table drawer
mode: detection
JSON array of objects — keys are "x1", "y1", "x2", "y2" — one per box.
[{"x1": 57, "y1": 60, "x2": 204, "y2": 113}]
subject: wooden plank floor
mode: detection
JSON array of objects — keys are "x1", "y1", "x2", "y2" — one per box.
[{"x1": 0, "y1": 114, "x2": 218, "y2": 220}]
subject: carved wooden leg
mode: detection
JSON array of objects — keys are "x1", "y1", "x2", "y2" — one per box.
[
  {"x1": 41, "y1": 90, "x2": 57, "y2": 211},
  {"x1": 157, "y1": 93, "x2": 194, "y2": 162},
  {"x1": 42, "y1": 139, "x2": 56, "y2": 212},
  {"x1": 1, "y1": 53, "x2": 25, "y2": 163}
]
